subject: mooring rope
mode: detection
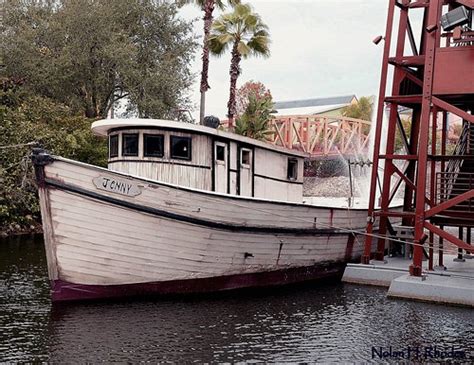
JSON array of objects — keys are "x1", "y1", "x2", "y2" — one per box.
[
  {"x1": 2, "y1": 156, "x2": 28, "y2": 171},
  {"x1": 171, "y1": 182, "x2": 465, "y2": 255}
]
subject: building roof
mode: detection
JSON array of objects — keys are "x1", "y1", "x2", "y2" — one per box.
[
  {"x1": 274, "y1": 95, "x2": 357, "y2": 110},
  {"x1": 91, "y1": 118, "x2": 308, "y2": 157},
  {"x1": 274, "y1": 103, "x2": 349, "y2": 116}
]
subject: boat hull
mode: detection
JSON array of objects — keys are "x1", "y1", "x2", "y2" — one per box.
[
  {"x1": 33, "y1": 153, "x2": 379, "y2": 302},
  {"x1": 51, "y1": 262, "x2": 346, "y2": 302}
]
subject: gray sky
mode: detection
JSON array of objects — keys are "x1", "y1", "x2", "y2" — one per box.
[{"x1": 180, "y1": 0, "x2": 390, "y2": 120}]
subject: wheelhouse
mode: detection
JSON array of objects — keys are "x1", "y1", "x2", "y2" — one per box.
[{"x1": 92, "y1": 119, "x2": 307, "y2": 202}]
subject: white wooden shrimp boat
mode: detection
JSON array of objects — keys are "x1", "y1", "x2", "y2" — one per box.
[{"x1": 33, "y1": 119, "x2": 377, "y2": 302}]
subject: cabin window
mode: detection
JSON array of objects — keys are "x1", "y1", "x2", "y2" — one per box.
[
  {"x1": 122, "y1": 133, "x2": 139, "y2": 156},
  {"x1": 144, "y1": 134, "x2": 164, "y2": 157},
  {"x1": 287, "y1": 158, "x2": 298, "y2": 180},
  {"x1": 241, "y1": 149, "x2": 251, "y2": 166},
  {"x1": 170, "y1": 136, "x2": 191, "y2": 160},
  {"x1": 216, "y1": 145, "x2": 225, "y2": 162},
  {"x1": 109, "y1": 134, "x2": 118, "y2": 158}
]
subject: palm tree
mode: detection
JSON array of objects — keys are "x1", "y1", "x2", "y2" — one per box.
[
  {"x1": 235, "y1": 92, "x2": 275, "y2": 140},
  {"x1": 180, "y1": 0, "x2": 240, "y2": 124},
  {"x1": 208, "y1": 3, "x2": 270, "y2": 127}
]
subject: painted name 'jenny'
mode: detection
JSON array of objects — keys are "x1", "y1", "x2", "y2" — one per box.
[{"x1": 102, "y1": 177, "x2": 132, "y2": 194}]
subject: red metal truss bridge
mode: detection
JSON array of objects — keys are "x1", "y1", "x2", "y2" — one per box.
[
  {"x1": 221, "y1": 115, "x2": 372, "y2": 157},
  {"x1": 268, "y1": 115, "x2": 371, "y2": 157}
]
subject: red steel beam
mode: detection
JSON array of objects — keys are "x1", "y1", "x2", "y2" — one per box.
[
  {"x1": 425, "y1": 189, "x2": 474, "y2": 217},
  {"x1": 388, "y1": 162, "x2": 411, "y2": 204},
  {"x1": 402, "y1": 107, "x2": 422, "y2": 226},
  {"x1": 388, "y1": 55, "x2": 425, "y2": 66},
  {"x1": 375, "y1": 0, "x2": 412, "y2": 261},
  {"x1": 373, "y1": 211, "x2": 416, "y2": 218},
  {"x1": 380, "y1": 154, "x2": 419, "y2": 160},
  {"x1": 425, "y1": 222, "x2": 473, "y2": 253},
  {"x1": 385, "y1": 95, "x2": 423, "y2": 104},
  {"x1": 362, "y1": 0, "x2": 398, "y2": 264},
  {"x1": 396, "y1": 113, "x2": 411, "y2": 153},
  {"x1": 393, "y1": 164, "x2": 417, "y2": 192},
  {"x1": 429, "y1": 108, "x2": 438, "y2": 270},
  {"x1": 432, "y1": 97, "x2": 474, "y2": 124},
  {"x1": 439, "y1": 111, "x2": 448, "y2": 267},
  {"x1": 408, "y1": 1, "x2": 430, "y2": 8},
  {"x1": 401, "y1": 68, "x2": 423, "y2": 87},
  {"x1": 410, "y1": 0, "x2": 443, "y2": 277},
  {"x1": 452, "y1": 0, "x2": 474, "y2": 9},
  {"x1": 393, "y1": 164, "x2": 433, "y2": 206}
]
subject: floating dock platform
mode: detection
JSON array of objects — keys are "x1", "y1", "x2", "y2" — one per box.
[{"x1": 342, "y1": 255, "x2": 474, "y2": 307}]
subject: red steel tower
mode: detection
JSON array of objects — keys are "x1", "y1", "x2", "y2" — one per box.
[{"x1": 363, "y1": 0, "x2": 474, "y2": 275}]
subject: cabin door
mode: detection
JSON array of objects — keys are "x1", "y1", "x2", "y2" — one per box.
[
  {"x1": 214, "y1": 141, "x2": 228, "y2": 193},
  {"x1": 239, "y1": 147, "x2": 253, "y2": 197}
]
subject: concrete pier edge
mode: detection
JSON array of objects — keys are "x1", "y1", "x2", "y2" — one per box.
[
  {"x1": 387, "y1": 274, "x2": 474, "y2": 307},
  {"x1": 342, "y1": 256, "x2": 474, "y2": 307}
]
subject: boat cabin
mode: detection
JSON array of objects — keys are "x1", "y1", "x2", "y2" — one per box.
[{"x1": 91, "y1": 119, "x2": 307, "y2": 202}]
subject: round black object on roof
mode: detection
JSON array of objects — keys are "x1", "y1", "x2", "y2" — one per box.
[{"x1": 203, "y1": 115, "x2": 220, "y2": 129}]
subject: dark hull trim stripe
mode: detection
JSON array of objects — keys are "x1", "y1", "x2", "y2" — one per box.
[
  {"x1": 51, "y1": 261, "x2": 348, "y2": 302},
  {"x1": 109, "y1": 159, "x2": 211, "y2": 170},
  {"x1": 44, "y1": 177, "x2": 352, "y2": 235},
  {"x1": 254, "y1": 173, "x2": 304, "y2": 185}
]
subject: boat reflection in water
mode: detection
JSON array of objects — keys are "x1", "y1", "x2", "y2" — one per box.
[
  {"x1": 45, "y1": 282, "x2": 473, "y2": 363},
  {"x1": 46, "y1": 282, "x2": 345, "y2": 363}
]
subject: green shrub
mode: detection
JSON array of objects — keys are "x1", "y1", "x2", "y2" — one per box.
[{"x1": 0, "y1": 95, "x2": 107, "y2": 235}]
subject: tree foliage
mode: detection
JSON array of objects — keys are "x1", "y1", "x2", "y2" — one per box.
[
  {"x1": 0, "y1": 80, "x2": 107, "y2": 235},
  {"x1": 341, "y1": 96, "x2": 374, "y2": 121},
  {"x1": 234, "y1": 91, "x2": 274, "y2": 141},
  {"x1": 0, "y1": 1, "x2": 200, "y2": 235},
  {"x1": 1, "y1": 0, "x2": 197, "y2": 119},
  {"x1": 208, "y1": 3, "x2": 270, "y2": 121},
  {"x1": 179, "y1": 0, "x2": 240, "y2": 123},
  {"x1": 236, "y1": 80, "x2": 272, "y2": 116}
]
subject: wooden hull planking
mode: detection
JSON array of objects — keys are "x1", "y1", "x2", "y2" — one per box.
[{"x1": 35, "y1": 155, "x2": 376, "y2": 301}]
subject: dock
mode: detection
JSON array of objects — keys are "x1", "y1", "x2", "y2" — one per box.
[{"x1": 343, "y1": 254, "x2": 474, "y2": 307}]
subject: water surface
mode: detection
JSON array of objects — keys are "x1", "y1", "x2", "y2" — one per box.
[{"x1": 1, "y1": 236, "x2": 472, "y2": 362}]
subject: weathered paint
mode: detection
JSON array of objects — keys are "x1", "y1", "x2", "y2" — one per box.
[
  {"x1": 32, "y1": 156, "x2": 386, "y2": 302},
  {"x1": 51, "y1": 261, "x2": 346, "y2": 302},
  {"x1": 107, "y1": 127, "x2": 305, "y2": 202}
]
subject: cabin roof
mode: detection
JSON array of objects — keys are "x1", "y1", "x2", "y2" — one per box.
[{"x1": 91, "y1": 119, "x2": 308, "y2": 157}]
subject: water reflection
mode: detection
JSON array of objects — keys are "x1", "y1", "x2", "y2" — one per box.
[
  {"x1": 0, "y1": 235, "x2": 50, "y2": 362},
  {"x1": 1, "y1": 236, "x2": 473, "y2": 362}
]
